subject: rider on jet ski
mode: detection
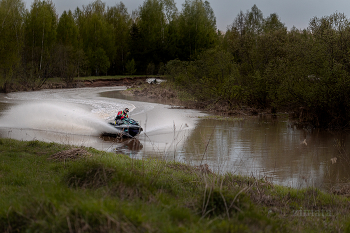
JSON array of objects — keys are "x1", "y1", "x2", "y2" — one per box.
[{"x1": 115, "y1": 108, "x2": 129, "y2": 125}]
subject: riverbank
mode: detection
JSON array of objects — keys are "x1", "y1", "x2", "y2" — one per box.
[
  {"x1": 2, "y1": 76, "x2": 266, "y2": 117},
  {"x1": 1, "y1": 76, "x2": 153, "y2": 93},
  {"x1": 1, "y1": 137, "x2": 350, "y2": 232},
  {"x1": 122, "y1": 79, "x2": 264, "y2": 116}
]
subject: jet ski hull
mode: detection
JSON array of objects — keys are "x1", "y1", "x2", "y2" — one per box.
[{"x1": 103, "y1": 122, "x2": 143, "y2": 138}]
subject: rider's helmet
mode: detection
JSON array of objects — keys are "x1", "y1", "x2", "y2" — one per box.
[{"x1": 124, "y1": 108, "x2": 129, "y2": 114}]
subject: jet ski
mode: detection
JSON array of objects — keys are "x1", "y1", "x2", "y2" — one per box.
[{"x1": 103, "y1": 118, "x2": 143, "y2": 138}]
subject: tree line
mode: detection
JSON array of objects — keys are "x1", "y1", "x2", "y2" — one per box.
[
  {"x1": 0, "y1": 0, "x2": 217, "y2": 89},
  {"x1": 2, "y1": 0, "x2": 350, "y2": 128},
  {"x1": 167, "y1": 6, "x2": 350, "y2": 129}
]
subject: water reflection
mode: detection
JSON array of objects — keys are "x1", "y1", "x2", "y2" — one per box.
[
  {"x1": 100, "y1": 136, "x2": 144, "y2": 156},
  {"x1": 179, "y1": 115, "x2": 350, "y2": 190}
]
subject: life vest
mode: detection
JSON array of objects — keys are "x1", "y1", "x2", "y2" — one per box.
[{"x1": 116, "y1": 110, "x2": 128, "y2": 120}]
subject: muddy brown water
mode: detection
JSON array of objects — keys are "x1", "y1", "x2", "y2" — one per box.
[{"x1": 0, "y1": 87, "x2": 349, "y2": 190}]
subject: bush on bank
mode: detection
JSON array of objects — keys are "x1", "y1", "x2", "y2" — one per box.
[{"x1": 1, "y1": 138, "x2": 350, "y2": 232}]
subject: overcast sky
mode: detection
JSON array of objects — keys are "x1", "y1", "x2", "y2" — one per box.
[{"x1": 22, "y1": 0, "x2": 350, "y2": 32}]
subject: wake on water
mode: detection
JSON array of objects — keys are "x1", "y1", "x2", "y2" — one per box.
[
  {"x1": 0, "y1": 87, "x2": 205, "y2": 154},
  {"x1": 0, "y1": 87, "x2": 201, "y2": 137},
  {"x1": 0, "y1": 101, "x2": 119, "y2": 136}
]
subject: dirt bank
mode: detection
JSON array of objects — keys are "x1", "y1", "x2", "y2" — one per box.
[
  {"x1": 77, "y1": 77, "x2": 148, "y2": 88},
  {"x1": 1, "y1": 77, "x2": 151, "y2": 93},
  {"x1": 119, "y1": 79, "x2": 263, "y2": 115},
  {"x1": 4, "y1": 76, "x2": 261, "y2": 116},
  {"x1": 79, "y1": 77, "x2": 183, "y2": 106}
]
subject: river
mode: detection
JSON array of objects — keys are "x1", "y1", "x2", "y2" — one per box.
[{"x1": 0, "y1": 86, "x2": 349, "y2": 190}]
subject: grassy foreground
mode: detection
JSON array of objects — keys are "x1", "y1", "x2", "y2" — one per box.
[{"x1": 1, "y1": 138, "x2": 350, "y2": 232}]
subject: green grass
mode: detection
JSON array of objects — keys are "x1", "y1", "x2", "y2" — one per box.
[{"x1": 1, "y1": 138, "x2": 350, "y2": 232}]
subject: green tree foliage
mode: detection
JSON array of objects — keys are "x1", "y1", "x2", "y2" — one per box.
[
  {"x1": 177, "y1": 0, "x2": 217, "y2": 60},
  {"x1": 223, "y1": 5, "x2": 287, "y2": 108},
  {"x1": 162, "y1": 0, "x2": 179, "y2": 60},
  {"x1": 279, "y1": 13, "x2": 350, "y2": 128},
  {"x1": 0, "y1": 0, "x2": 25, "y2": 91},
  {"x1": 91, "y1": 47, "x2": 110, "y2": 75},
  {"x1": 56, "y1": 10, "x2": 78, "y2": 48},
  {"x1": 130, "y1": 0, "x2": 167, "y2": 72},
  {"x1": 55, "y1": 10, "x2": 83, "y2": 85},
  {"x1": 146, "y1": 62, "x2": 155, "y2": 76},
  {"x1": 127, "y1": 0, "x2": 184, "y2": 74},
  {"x1": 106, "y1": 2, "x2": 132, "y2": 74},
  {"x1": 125, "y1": 59, "x2": 136, "y2": 75},
  {"x1": 168, "y1": 48, "x2": 240, "y2": 110},
  {"x1": 54, "y1": 45, "x2": 77, "y2": 86},
  {"x1": 0, "y1": 0, "x2": 221, "y2": 82},
  {"x1": 221, "y1": 7, "x2": 350, "y2": 128},
  {"x1": 263, "y1": 13, "x2": 285, "y2": 33},
  {"x1": 166, "y1": 4, "x2": 350, "y2": 128},
  {"x1": 76, "y1": 0, "x2": 114, "y2": 76},
  {"x1": 165, "y1": 59, "x2": 188, "y2": 81},
  {"x1": 23, "y1": 0, "x2": 57, "y2": 88},
  {"x1": 128, "y1": 22, "x2": 142, "y2": 73},
  {"x1": 245, "y1": 4, "x2": 263, "y2": 35}
]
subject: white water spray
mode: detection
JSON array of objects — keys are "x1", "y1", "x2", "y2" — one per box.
[{"x1": 0, "y1": 101, "x2": 118, "y2": 136}]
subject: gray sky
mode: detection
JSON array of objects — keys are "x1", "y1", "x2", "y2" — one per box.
[{"x1": 22, "y1": 0, "x2": 350, "y2": 31}]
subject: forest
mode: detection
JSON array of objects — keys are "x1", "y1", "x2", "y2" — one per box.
[{"x1": 2, "y1": 0, "x2": 350, "y2": 128}]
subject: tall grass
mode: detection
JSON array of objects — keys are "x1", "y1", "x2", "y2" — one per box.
[{"x1": 1, "y1": 138, "x2": 350, "y2": 232}]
